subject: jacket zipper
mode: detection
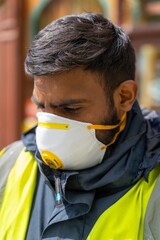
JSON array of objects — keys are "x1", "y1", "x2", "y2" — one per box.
[{"x1": 54, "y1": 171, "x2": 63, "y2": 206}]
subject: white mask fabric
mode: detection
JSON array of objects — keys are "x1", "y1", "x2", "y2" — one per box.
[{"x1": 36, "y1": 112, "x2": 106, "y2": 170}]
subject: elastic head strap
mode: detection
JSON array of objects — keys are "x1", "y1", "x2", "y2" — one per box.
[
  {"x1": 87, "y1": 113, "x2": 126, "y2": 130},
  {"x1": 86, "y1": 113, "x2": 127, "y2": 150},
  {"x1": 101, "y1": 113, "x2": 127, "y2": 150}
]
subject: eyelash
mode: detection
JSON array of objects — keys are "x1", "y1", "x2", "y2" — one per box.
[
  {"x1": 62, "y1": 107, "x2": 81, "y2": 113},
  {"x1": 36, "y1": 104, "x2": 81, "y2": 113},
  {"x1": 37, "y1": 104, "x2": 45, "y2": 110}
]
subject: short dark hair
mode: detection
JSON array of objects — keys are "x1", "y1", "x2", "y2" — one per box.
[{"x1": 25, "y1": 12, "x2": 135, "y2": 93}]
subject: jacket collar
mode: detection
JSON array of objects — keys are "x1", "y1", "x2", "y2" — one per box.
[{"x1": 22, "y1": 101, "x2": 160, "y2": 201}]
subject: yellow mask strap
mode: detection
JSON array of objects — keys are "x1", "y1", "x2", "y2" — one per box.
[
  {"x1": 87, "y1": 113, "x2": 126, "y2": 130},
  {"x1": 87, "y1": 113, "x2": 127, "y2": 150},
  {"x1": 102, "y1": 113, "x2": 127, "y2": 150}
]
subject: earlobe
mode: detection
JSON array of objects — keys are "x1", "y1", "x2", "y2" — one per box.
[{"x1": 114, "y1": 80, "x2": 138, "y2": 113}]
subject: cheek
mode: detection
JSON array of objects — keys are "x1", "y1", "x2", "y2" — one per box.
[
  {"x1": 95, "y1": 109, "x2": 119, "y2": 144},
  {"x1": 95, "y1": 130, "x2": 107, "y2": 144},
  {"x1": 95, "y1": 128, "x2": 118, "y2": 145}
]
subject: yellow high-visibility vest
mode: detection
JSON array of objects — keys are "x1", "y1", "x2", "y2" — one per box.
[
  {"x1": 0, "y1": 146, "x2": 160, "y2": 240},
  {"x1": 87, "y1": 164, "x2": 160, "y2": 240},
  {"x1": 0, "y1": 148, "x2": 38, "y2": 240}
]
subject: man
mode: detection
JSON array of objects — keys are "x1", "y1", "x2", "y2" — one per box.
[{"x1": 0, "y1": 12, "x2": 160, "y2": 240}]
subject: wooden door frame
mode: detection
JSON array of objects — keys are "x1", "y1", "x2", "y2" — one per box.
[{"x1": 0, "y1": 0, "x2": 23, "y2": 148}]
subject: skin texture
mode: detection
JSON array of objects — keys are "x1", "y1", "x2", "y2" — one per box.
[{"x1": 32, "y1": 68, "x2": 137, "y2": 144}]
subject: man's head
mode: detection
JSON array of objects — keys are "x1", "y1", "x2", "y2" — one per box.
[{"x1": 25, "y1": 13, "x2": 137, "y2": 144}]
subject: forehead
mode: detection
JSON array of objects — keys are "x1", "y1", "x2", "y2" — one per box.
[{"x1": 33, "y1": 68, "x2": 106, "y2": 103}]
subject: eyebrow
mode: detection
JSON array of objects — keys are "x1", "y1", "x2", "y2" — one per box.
[{"x1": 31, "y1": 95, "x2": 89, "y2": 108}]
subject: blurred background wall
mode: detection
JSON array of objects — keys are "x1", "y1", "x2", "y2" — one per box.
[{"x1": 0, "y1": 0, "x2": 160, "y2": 148}]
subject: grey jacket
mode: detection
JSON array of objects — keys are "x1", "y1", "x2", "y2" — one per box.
[{"x1": 0, "y1": 102, "x2": 160, "y2": 239}]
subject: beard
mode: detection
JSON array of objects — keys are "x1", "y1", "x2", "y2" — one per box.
[{"x1": 95, "y1": 106, "x2": 120, "y2": 145}]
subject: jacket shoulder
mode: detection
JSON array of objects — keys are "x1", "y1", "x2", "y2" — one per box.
[
  {"x1": 144, "y1": 171, "x2": 160, "y2": 239},
  {"x1": 0, "y1": 140, "x2": 24, "y2": 205}
]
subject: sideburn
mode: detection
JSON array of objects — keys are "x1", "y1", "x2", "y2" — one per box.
[{"x1": 95, "y1": 79, "x2": 121, "y2": 145}]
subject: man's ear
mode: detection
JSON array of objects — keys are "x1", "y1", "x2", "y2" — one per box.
[{"x1": 113, "y1": 80, "x2": 138, "y2": 115}]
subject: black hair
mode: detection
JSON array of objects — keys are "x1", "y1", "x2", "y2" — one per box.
[{"x1": 25, "y1": 12, "x2": 135, "y2": 96}]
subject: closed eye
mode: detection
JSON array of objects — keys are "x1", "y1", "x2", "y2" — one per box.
[
  {"x1": 31, "y1": 96, "x2": 44, "y2": 110},
  {"x1": 62, "y1": 106, "x2": 82, "y2": 113},
  {"x1": 36, "y1": 103, "x2": 45, "y2": 110}
]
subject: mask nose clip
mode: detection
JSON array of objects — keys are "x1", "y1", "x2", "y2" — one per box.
[{"x1": 41, "y1": 150, "x2": 64, "y2": 169}]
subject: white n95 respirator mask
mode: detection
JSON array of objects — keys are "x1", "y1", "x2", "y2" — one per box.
[{"x1": 36, "y1": 112, "x2": 126, "y2": 170}]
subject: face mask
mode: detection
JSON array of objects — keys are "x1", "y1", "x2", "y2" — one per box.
[{"x1": 36, "y1": 112, "x2": 126, "y2": 170}]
